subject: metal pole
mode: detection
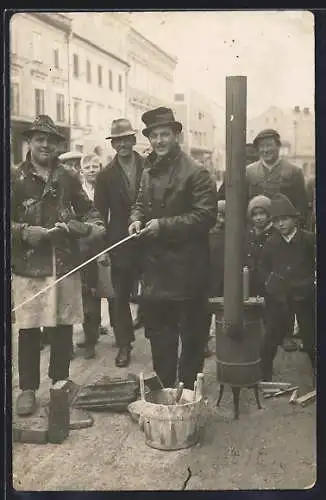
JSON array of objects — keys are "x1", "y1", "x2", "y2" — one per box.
[{"x1": 223, "y1": 76, "x2": 247, "y2": 338}]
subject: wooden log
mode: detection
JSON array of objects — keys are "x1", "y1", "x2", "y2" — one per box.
[
  {"x1": 47, "y1": 380, "x2": 70, "y2": 444},
  {"x1": 295, "y1": 390, "x2": 316, "y2": 407}
]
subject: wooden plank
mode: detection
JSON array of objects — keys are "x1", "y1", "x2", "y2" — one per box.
[
  {"x1": 259, "y1": 382, "x2": 293, "y2": 390},
  {"x1": 295, "y1": 390, "x2": 316, "y2": 407},
  {"x1": 289, "y1": 389, "x2": 299, "y2": 404}
]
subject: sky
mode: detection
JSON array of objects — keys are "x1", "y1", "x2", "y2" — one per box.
[{"x1": 126, "y1": 10, "x2": 314, "y2": 119}]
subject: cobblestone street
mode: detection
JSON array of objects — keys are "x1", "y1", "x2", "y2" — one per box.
[{"x1": 12, "y1": 304, "x2": 316, "y2": 491}]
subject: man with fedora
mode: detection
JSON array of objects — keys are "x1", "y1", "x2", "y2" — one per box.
[
  {"x1": 11, "y1": 114, "x2": 103, "y2": 416},
  {"x1": 94, "y1": 118, "x2": 145, "y2": 367},
  {"x1": 128, "y1": 107, "x2": 217, "y2": 389}
]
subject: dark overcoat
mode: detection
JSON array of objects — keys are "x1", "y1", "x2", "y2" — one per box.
[
  {"x1": 130, "y1": 145, "x2": 218, "y2": 300},
  {"x1": 94, "y1": 151, "x2": 144, "y2": 269}
]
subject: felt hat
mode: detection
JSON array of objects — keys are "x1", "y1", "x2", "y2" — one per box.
[
  {"x1": 22, "y1": 115, "x2": 66, "y2": 141},
  {"x1": 270, "y1": 193, "x2": 299, "y2": 219},
  {"x1": 105, "y1": 119, "x2": 137, "y2": 140},
  {"x1": 253, "y1": 129, "x2": 281, "y2": 148},
  {"x1": 142, "y1": 107, "x2": 182, "y2": 137},
  {"x1": 247, "y1": 195, "x2": 272, "y2": 218}
]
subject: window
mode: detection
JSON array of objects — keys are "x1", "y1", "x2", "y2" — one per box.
[
  {"x1": 174, "y1": 93, "x2": 185, "y2": 102},
  {"x1": 86, "y1": 104, "x2": 92, "y2": 126},
  {"x1": 11, "y1": 83, "x2": 20, "y2": 115},
  {"x1": 108, "y1": 69, "x2": 113, "y2": 90},
  {"x1": 73, "y1": 100, "x2": 81, "y2": 126},
  {"x1": 53, "y1": 48, "x2": 60, "y2": 69},
  {"x1": 34, "y1": 88, "x2": 45, "y2": 115},
  {"x1": 98, "y1": 65, "x2": 103, "y2": 87},
  {"x1": 118, "y1": 74, "x2": 123, "y2": 93},
  {"x1": 86, "y1": 60, "x2": 91, "y2": 83},
  {"x1": 73, "y1": 54, "x2": 79, "y2": 78},
  {"x1": 32, "y1": 32, "x2": 42, "y2": 62},
  {"x1": 56, "y1": 94, "x2": 65, "y2": 122}
]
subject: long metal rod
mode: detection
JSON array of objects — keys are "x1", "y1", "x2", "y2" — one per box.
[
  {"x1": 223, "y1": 76, "x2": 247, "y2": 335},
  {"x1": 12, "y1": 233, "x2": 138, "y2": 312}
]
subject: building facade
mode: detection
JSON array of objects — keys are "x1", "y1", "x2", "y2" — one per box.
[
  {"x1": 126, "y1": 28, "x2": 177, "y2": 154},
  {"x1": 10, "y1": 12, "x2": 72, "y2": 164},
  {"x1": 248, "y1": 105, "x2": 315, "y2": 178},
  {"x1": 173, "y1": 89, "x2": 222, "y2": 179},
  {"x1": 67, "y1": 12, "x2": 130, "y2": 159}
]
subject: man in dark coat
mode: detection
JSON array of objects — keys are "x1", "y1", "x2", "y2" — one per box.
[
  {"x1": 11, "y1": 115, "x2": 102, "y2": 416},
  {"x1": 128, "y1": 107, "x2": 217, "y2": 389},
  {"x1": 218, "y1": 129, "x2": 308, "y2": 223},
  {"x1": 94, "y1": 119, "x2": 145, "y2": 367}
]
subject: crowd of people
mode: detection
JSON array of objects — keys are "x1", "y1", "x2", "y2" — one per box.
[{"x1": 11, "y1": 108, "x2": 316, "y2": 417}]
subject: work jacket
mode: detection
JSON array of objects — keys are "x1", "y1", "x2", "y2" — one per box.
[
  {"x1": 11, "y1": 158, "x2": 103, "y2": 278},
  {"x1": 217, "y1": 158, "x2": 308, "y2": 222},
  {"x1": 130, "y1": 145, "x2": 218, "y2": 300}
]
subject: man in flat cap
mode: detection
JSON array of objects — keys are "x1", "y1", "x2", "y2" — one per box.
[
  {"x1": 128, "y1": 107, "x2": 217, "y2": 390},
  {"x1": 94, "y1": 119, "x2": 145, "y2": 367},
  {"x1": 11, "y1": 115, "x2": 104, "y2": 416},
  {"x1": 218, "y1": 128, "x2": 308, "y2": 222}
]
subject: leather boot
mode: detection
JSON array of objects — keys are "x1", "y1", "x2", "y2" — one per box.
[{"x1": 16, "y1": 390, "x2": 37, "y2": 416}]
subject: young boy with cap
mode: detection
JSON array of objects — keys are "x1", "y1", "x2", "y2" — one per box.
[{"x1": 258, "y1": 193, "x2": 316, "y2": 382}]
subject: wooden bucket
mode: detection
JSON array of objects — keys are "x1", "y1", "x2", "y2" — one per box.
[
  {"x1": 210, "y1": 297, "x2": 265, "y2": 387},
  {"x1": 138, "y1": 388, "x2": 204, "y2": 451}
]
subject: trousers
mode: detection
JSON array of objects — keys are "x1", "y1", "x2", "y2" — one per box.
[
  {"x1": 142, "y1": 299, "x2": 208, "y2": 389},
  {"x1": 18, "y1": 325, "x2": 73, "y2": 390},
  {"x1": 82, "y1": 289, "x2": 101, "y2": 347},
  {"x1": 260, "y1": 293, "x2": 316, "y2": 380},
  {"x1": 110, "y1": 265, "x2": 136, "y2": 348}
]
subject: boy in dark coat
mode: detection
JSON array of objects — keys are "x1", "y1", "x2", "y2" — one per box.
[
  {"x1": 246, "y1": 195, "x2": 276, "y2": 297},
  {"x1": 258, "y1": 193, "x2": 316, "y2": 382}
]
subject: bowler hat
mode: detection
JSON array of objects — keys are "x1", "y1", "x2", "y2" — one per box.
[
  {"x1": 142, "y1": 107, "x2": 182, "y2": 137},
  {"x1": 105, "y1": 119, "x2": 137, "y2": 140},
  {"x1": 270, "y1": 193, "x2": 299, "y2": 219},
  {"x1": 253, "y1": 129, "x2": 281, "y2": 148},
  {"x1": 22, "y1": 115, "x2": 66, "y2": 141}
]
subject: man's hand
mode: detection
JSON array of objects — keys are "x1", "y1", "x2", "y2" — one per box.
[
  {"x1": 143, "y1": 219, "x2": 160, "y2": 238},
  {"x1": 97, "y1": 254, "x2": 110, "y2": 267},
  {"x1": 54, "y1": 222, "x2": 70, "y2": 233},
  {"x1": 22, "y1": 226, "x2": 49, "y2": 246},
  {"x1": 128, "y1": 221, "x2": 143, "y2": 236}
]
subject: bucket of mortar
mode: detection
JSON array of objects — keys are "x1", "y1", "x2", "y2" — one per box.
[{"x1": 138, "y1": 386, "x2": 204, "y2": 451}]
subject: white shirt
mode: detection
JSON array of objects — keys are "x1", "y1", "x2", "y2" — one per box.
[
  {"x1": 281, "y1": 227, "x2": 297, "y2": 243},
  {"x1": 82, "y1": 180, "x2": 95, "y2": 202}
]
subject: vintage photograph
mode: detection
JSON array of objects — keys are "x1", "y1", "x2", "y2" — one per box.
[{"x1": 10, "y1": 10, "x2": 316, "y2": 490}]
